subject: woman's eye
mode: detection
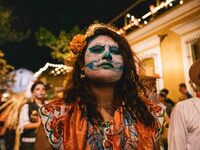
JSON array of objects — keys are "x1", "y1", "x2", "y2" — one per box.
[
  {"x1": 89, "y1": 46, "x2": 105, "y2": 54},
  {"x1": 109, "y1": 47, "x2": 120, "y2": 55}
]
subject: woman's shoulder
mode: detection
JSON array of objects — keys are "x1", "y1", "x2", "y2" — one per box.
[
  {"x1": 39, "y1": 99, "x2": 72, "y2": 149},
  {"x1": 40, "y1": 99, "x2": 67, "y2": 114},
  {"x1": 39, "y1": 98, "x2": 73, "y2": 125},
  {"x1": 143, "y1": 99, "x2": 165, "y2": 129},
  {"x1": 143, "y1": 98, "x2": 165, "y2": 117}
]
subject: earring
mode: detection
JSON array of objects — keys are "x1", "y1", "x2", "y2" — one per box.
[
  {"x1": 80, "y1": 67, "x2": 85, "y2": 79},
  {"x1": 80, "y1": 73, "x2": 85, "y2": 79}
]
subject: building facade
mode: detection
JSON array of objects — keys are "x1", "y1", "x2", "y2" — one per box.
[{"x1": 126, "y1": 0, "x2": 200, "y2": 102}]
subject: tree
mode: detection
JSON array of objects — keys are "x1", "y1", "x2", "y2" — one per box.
[
  {"x1": 0, "y1": 1, "x2": 29, "y2": 91},
  {"x1": 0, "y1": 50, "x2": 14, "y2": 91},
  {"x1": 0, "y1": 1, "x2": 29, "y2": 45},
  {"x1": 35, "y1": 26, "x2": 81, "y2": 64}
]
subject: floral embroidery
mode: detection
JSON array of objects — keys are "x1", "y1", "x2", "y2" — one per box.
[
  {"x1": 39, "y1": 100, "x2": 67, "y2": 149},
  {"x1": 40, "y1": 100, "x2": 164, "y2": 149},
  {"x1": 87, "y1": 112, "x2": 138, "y2": 150},
  {"x1": 145, "y1": 100, "x2": 165, "y2": 139}
]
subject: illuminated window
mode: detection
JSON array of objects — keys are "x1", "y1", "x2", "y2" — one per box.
[{"x1": 141, "y1": 58, "x2": 155, "y2": 76}]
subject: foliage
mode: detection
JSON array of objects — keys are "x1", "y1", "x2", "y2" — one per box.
[
  {"x1": 0, "y1": 50, "x2": 14, "y2": 90},
  {"x1": 0, "y1": 2, "x2": 29, "y2": 45},
  {"x1": 35, "y1": 26, "x2": 81, "y2": 63}
]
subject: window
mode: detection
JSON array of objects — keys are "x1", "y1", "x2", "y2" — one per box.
[
  {"x1": 190, "y1": 37, "x2": 200, "y2": 62},
  {"x1": 141, "y1": 58, "x2": 155, "y2": 76}
]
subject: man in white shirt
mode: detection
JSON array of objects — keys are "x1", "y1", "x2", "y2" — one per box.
[{"x1": 168, "y1": 59, "x2": 200, "y2": 150}]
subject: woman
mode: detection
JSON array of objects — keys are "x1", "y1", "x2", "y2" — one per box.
[
  {"x1": 39, "y1": 23, "x2": 164, "y2": 150},
  {"x1": 19, "y1": 81, "x2": 46, "y2": 150}
]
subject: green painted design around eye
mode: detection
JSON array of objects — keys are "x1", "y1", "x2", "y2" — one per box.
[
  {"x1": 109, "y1": 46, "x2": 120, "y2": 55},
  {"x1": 89, "y1": 45, "x2": 105, "y2": 54}
]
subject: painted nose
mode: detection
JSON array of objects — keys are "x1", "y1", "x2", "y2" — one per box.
[{"x1": 102, "y1": 51, "x2": 112, "y2": 61}]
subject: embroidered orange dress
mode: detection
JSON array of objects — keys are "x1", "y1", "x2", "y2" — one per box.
[{"x1": 39, "y1": 99, "x2": 164, "y2": 150}]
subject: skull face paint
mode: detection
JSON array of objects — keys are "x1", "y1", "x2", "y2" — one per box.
[{"x1": 84, "y1": 35, "x2": 123, "y2": 82}]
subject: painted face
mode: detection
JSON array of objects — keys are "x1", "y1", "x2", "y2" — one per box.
[
  {"x1": 32, "y1": 84, "x2": 46, "y2": 100},
  {"x1": 84, "y1": 35, "x2": 123, "y2": 82}
]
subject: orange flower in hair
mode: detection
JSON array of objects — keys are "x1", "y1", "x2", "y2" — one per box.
[{"x1": 69, "y1": 34, "x2": 86, "y2": 54}]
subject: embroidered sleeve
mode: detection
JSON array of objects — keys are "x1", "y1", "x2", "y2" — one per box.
[
  {"x1": 145, "y1": 100, "x2": 165, "y2": 139},
  {"x1": 39, "y1": 99, "x2": 67, "y2": 149}
]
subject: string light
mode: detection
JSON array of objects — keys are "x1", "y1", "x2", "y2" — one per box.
[
  {"x1": 127, "y1": 13, "x2": 131, "y2": 18},
  {"x1": 119, "y1": 0, "x2": 184, "y2": 34},
  {"x1": 142, "y1": 12, "x2": 151, "y2": 20},
  {"x1": 134, "y1": 20, "x2": 139, "y2": 26},
  {"x1": 131, "y1": 15, "x2": 135, "y2": 21},
  {"x1": 34, "y1": 62, "x2": 73, "y2": 78}
]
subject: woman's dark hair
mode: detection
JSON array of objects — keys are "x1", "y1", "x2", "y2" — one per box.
[
  {"x1": 31, "y1": 81, "x2": 45, "y2": 93},
  {"x1": 179, "y1": 83, "x2": 187, "y2": 89},
  {"x1": 64, "y1": 27, "x2": 156, "y2": 127},
  {"x1": 161, "y1": 88, "x2": 169, "y2": 95},
  {"x1": 159, "y1": 93, "x2": 166, "y2": 99}
]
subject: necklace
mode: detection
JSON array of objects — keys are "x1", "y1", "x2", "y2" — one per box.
[
  {"x1": 96, "y1": 121, "x2": 123, "y2": 148},
  {"x1": 98, "y1": 122, "x2": 123, "y2": 135}
]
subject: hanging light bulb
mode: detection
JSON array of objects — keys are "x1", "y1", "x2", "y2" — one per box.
[{"x1": 131, "y1": 15, "x2": 135, "y2": 21}]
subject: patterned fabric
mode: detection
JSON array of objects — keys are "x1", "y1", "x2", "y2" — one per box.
[
  {"x1": 39, "y1": 100, "x2": 67, "y2": 149},
  {"x1": 39, "y1": 99, "x2": 164, "y2": 150},
  {"x1": 86, "y1": 110, "x2": 138, "y2": 150}
]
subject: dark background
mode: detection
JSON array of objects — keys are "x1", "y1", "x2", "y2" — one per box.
[{"x1": 1, "y1": 0, "x2": 155, "y2": 72}]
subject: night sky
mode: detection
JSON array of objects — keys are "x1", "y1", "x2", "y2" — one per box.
[{"x1": 1, "y1": 0, "x2": 155, "y2": 72}]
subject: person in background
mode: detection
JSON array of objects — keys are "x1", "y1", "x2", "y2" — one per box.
[
  {"x1": 160, "y1": 89, "x2": 174, "y2": 106},
  {"x1": 160, "y1": 88, "x2": 174, "y2": 116},
  {"x1": 178, "y1": 83, "x2": 192, "y2": 101},
  {"x1": 36, "y1": 23, "x2": 165, "y2": 150},
  {"x1": 19, "y1": 81, "x2": 46, "y2": 150},
  {"x1": 168, "y1": 59, "x2": 200, "y2": 150}
]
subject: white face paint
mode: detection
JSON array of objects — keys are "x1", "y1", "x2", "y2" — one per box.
[
  {"x1": 32, "y1": 84, "x2": 46, "y2": 100},
  {"x1": 84, "y1": 35, "x2": 123, "y2": 82}
]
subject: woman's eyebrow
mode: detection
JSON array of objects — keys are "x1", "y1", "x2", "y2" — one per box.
[
  {"x1": 89, "y1": 45, "x2": 105, "y2": 49},
  {"x1": 109, "y1": 45, "x2": 119, "y2": 48},
  {"x1": 90, "y1": 42, "x2": 104, "y2": 46}
]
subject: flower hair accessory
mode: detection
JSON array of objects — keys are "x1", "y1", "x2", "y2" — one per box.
[
  {"x1": 69, "y1": 34, "x2": 86, "y2": 54},
  {"x1": 69, "y1": 23, "x2": 119, "y2": 55}
]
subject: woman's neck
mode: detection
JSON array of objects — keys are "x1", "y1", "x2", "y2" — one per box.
[
  {"x1": 34, "y1": 98, "x2": 43, "y2": 106},
  {"x1": 89, "y1": 80, "x2": 116, "y2": 122}
]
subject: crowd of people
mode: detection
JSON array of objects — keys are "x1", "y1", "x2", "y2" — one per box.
[{"x1": 0, "y1": 23, "x2": 199, "y2": 150}]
